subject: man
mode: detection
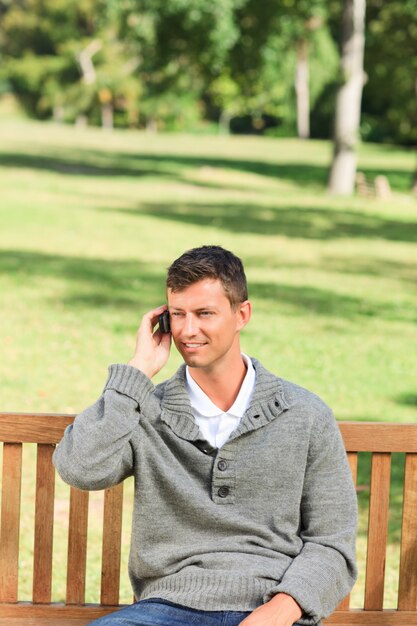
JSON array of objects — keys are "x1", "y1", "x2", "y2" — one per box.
[{"x1": 53, "y1": 245, "x2": 357, "y2": 626}]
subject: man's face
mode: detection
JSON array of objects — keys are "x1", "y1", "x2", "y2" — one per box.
[{"x1": 167, "y1": 278, "x2": 250, "y2": 372}]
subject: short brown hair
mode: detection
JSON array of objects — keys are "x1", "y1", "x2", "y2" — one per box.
[{"x1": 166, "y1": 245, "x2": 248, "y2": 309}]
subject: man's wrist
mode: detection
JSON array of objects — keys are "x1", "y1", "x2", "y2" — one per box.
[
  {"x1": 269, "y1": 592, "x2": 303, "y2": 622},
  {"x1": 127, "y1": 358, "x2": 154, "y2": 379}
]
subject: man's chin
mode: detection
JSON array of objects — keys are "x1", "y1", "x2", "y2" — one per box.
[{"x1": 181, "y1": 354, "x2": 205, "y2": 368}]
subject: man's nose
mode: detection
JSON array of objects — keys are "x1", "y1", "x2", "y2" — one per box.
[{"x1": 183, "y1": 314, "x2": 198, "y2": 336}]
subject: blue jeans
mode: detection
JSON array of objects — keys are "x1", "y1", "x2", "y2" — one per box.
[
  {"x1": 88, "y1": 598, "x2": 252, "y2": 625},
  {"x1": 88, "y1": 598, "x2": 313, "y2": 625}
]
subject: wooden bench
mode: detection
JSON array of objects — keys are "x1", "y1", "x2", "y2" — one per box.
[{"x1": 0, "y1": 414, "x2": 416, "y2": 626}]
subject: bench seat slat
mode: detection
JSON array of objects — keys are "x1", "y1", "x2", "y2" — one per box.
[
  {"x1": 398, "y1": 453, "x2": 417, "y2": 610},
  {"x1": 364, "y1": 452, "x2": 391, "y2": 610},
  {"x1": 33, "y1": 444, "x2": 56, "y2": 603},
  {"x1": 0, "y1": 616, "x2": 91, "y2": 626},
  {"x1": 0, "y1": 602, "x2": 121, "y2": 618},
  {"x1": 101, "y1": 484, "x2": 124, "y2": 606},
  {"x1": 2, "y1": 606, "x2": 417, "y2": 625},
  {"x1": 66, "y1": 488, "x2": 89, "y2": 605},
  {"x1": 325, "y1": 609, "x2": 417, "y2": 624},
  {"x1": 0, "y1": 443, "x2": 23, "y2": 602}
]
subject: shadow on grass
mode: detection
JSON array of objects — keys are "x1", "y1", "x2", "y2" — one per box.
[
  {"x1": 316, "y1": 256, "x2": 417, "y2": 285},
  {"x1": 1, "y1": 148, "x2": 414, "y2": 192},
  {"x1": 246, "y1": 254, "x2": 417, "y2": 285},
  {"x1": 0, "y1": 249, "x2": 166, "y2": 314},
  {"x1": 115, "y1": 201, "x2": 417, "y2": 244},
  {"x1": 0, "y1": 151, "x2": 165, "y2": 179},
  {"x1": 1, "y1": 250, "x2": 415, "y2": 324},
  {"x1": 395, "y1": 392, "x2": 417, "y2": 409},
  {"x1": 0, "y1": 150, "x2": 326, "y2": 185},
  {"x1": 250, "y1": 281, "x2": 416, "y2": 324}
]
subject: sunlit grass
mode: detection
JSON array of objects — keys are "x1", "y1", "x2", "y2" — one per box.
[{"x1": 1, "y1": 119, "x2": 416, "y2": 608}]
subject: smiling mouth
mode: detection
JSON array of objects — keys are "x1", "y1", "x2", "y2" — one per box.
[{"x1": 182, "y1": 343, "x2": 207, "y2": 349}]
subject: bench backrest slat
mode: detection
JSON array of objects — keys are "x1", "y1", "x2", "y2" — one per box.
[
  {"x1": 33, "y1": 444, "x2": 56, "y2": 603},
  {"x1": 364, "y1": 452, "x2": 392, "y2": 610},
  {"x1": 0, "y1": 442, "x2": 22, "y2": 602},
  {"x1": 398, "y1": 453, "x2": 417, "y2": 610},
  {"x1": 0, "y1": 413, "x2": 74, "y2": 444},
  {"x1": 347, "y1": 451, "x2": 358, "y2": 484},
  {"x1": 339, "y1": 422, "x2": 417, "y2": 453},
  {"x1": 66, "y1": 487, "x2": 89, "y2": 604},
  {"x1": 101, "y1": 484, "x2": 124, "y2": 606},
  {"x1": 338, "y1": 451, "x2": 359, "y2": 611}
]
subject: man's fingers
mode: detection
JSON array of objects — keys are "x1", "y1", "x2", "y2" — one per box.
[
  {"x1": 159, "y1": 330, "x2": 172, "y2": 349},
  {"x1": 139, "y1": 305, "x2": 168, "y2": 333}
]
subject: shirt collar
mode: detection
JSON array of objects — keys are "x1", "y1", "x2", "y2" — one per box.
[{"x1": 185, "y1": 353, "x2": 256, "y2": 419}]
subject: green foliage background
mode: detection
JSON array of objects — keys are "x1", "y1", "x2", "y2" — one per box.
[{"x1": 1, "y1": 0, "x2": 416, "y2": 142}]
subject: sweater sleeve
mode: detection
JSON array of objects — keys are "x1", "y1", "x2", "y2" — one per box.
[
  {"x1": 263, "y1": 411, "x2": 358, "y2": 625},
  {"x1": 53, "y1": 364, "x2": 155, "y2": 491}
]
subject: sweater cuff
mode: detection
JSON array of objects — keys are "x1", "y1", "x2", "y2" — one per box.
[{"x1": 104, "y1": 364, "x2": 155, "y2": 404}]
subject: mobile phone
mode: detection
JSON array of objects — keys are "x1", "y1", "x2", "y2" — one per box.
[{"x1": 158, "y1": 310, "x2": 171, "y2": 333}]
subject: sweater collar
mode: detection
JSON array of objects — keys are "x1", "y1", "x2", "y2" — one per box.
[{"x1": 159, "y1": 358, "x2": 290, "y2": 443}]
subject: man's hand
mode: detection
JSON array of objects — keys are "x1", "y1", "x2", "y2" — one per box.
[
  {"x1": 127, "y1": 305, "x2": 172, "y2": 379},
  {"x1": 239, "y1": 593, "x2": 302, "y2": 626}
]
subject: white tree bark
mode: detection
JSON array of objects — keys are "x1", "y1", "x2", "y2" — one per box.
[
  {"x1": 77, "y1": 40, "x2": 102, "y2": 85},
  {"x1": 328, "y1": 0, "x2": 366, "y2": 195}
]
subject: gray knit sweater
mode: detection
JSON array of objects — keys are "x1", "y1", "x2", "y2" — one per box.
[{"x1": 53, "y1": 359, "x2": 357, "y2": 625}]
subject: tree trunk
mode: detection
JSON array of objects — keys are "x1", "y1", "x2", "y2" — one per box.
[
  {"x1": 328, "y1": 0, "x2": 366, "y2": 195},
  {"x1": 219, "y1": 110, "x2": 232, "y2": 135},
  {"x1": 146, "y1": 117, "x2": 158, "y2": 133},
  {"x1": 101, "y1": 103, "x2": 113, "y2": 130},
  {"x1": 77, "y1": 40, "x2": 102, "y2": 85},
  {"x1": 295, "y1": 39, "x2": 310, "y2": 139}
]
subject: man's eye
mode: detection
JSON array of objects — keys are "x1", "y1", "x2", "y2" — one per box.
[
  {"x1": 171, "y1": 312, "x2": 184, "y2": 317},
  {"x1": 200, "y1": 311, "x2": 213, "y2": 316}
]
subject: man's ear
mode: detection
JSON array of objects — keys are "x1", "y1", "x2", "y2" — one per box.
[{"x1": 236, "y1": 300, "x2": 252, "y2": 331}]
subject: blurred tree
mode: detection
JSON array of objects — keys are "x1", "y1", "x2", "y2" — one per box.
[
  {"x1": 0, "y1": 0, "x2": 341, "y2": 135},
  {"x1": 208, "y1": 0, "x2": 338, "y2": 136},
  {"x1": 114, "y1": 0, "x2": 246, "y2": 130},
  {"x1": 277, "y1": 1, "x2": 327, "y2": 139},
  {"x1": 10, "y1": 0, "x2": 417, "y2": 151},
  {"x1": 362, "y1": 0, "x2": 417, "y2": 146},
  {"x1": 0, "y1": 0, "x2": 141, "y2": 126},
  {"x1": 328, "y1": 0, "x2": 366, "y2": 195}
]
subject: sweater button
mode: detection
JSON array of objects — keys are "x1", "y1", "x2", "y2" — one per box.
[
  {"x1": 218, "y1": 486, "x2": 230, "y2": 498},
  {"x1": 217, "y1": 460, "x2": 228, "y2": 471}
]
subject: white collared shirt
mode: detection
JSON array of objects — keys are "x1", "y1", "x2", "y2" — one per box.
[{"x1": 185, "y1": 354, "x2": 256, "y2": 449}]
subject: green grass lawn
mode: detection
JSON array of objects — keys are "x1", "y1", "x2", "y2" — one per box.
[{"x1": 1, "y1": 119, "x2": 416, "y2": 609}]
